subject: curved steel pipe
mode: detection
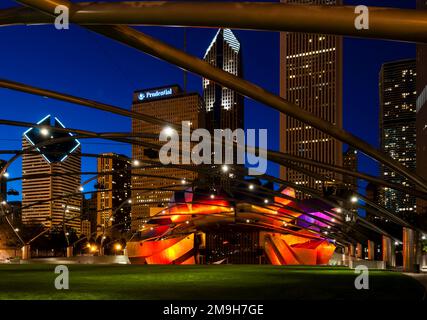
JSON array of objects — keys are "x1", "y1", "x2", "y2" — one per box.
[
  {"x1": 1, "y1": 118, "x2": 425, "y2": 201},
  {"x1": 0, "y1": 79, "x2": 177, "y2": 129},
  {"x1": 0, "y1": 117, "x2": 427, "y2": 199},
  {"x1": 2, "y1": 2, "x2": 427, "y2": 43}
]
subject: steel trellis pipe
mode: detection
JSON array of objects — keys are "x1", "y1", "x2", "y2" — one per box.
[
  {"x1": 3, "y1": 2, "x2": 427, "y2": 43},
  {"x1": 1, "y1": 116, "x2": 425, "y2": 201},
  {"x1": 0, "y1": 79, "x2": 177, "y2": 129}
]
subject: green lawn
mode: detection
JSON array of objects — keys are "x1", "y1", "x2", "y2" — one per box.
[{"x1": 0, "y1": 264, "x2": 424, "y2": 300}]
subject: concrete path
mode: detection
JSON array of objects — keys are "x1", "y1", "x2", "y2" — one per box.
[{"x1": 404, "y1": 272, "x2": 427, "y2": 299}]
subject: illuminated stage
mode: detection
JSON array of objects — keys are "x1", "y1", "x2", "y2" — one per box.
[{"x1": 127, "y1": 187, "x2": 338, "y2": 265}]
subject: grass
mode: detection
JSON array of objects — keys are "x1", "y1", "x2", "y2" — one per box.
[{"x1": 0, "y1": 264, "x2": 424, "y2": 300}]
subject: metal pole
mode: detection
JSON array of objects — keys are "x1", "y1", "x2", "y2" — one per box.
[
  {"x1": 3, "y1": 2, "x2": 427, "y2": 43},
  {"x1": 0, "y1": 79, "x2": 176, "y2": 129}
]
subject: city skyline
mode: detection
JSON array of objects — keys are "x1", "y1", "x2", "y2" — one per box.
[
  {"x1": 0, "y1": 0, "x2": 426, "y2": 303},
  {"x1": 0, "y1": 0, "x2": 416, "y2": 205}
]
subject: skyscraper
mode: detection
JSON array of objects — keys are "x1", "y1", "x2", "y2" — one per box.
[
  {"x1": 379, "y1": 59, "x2": 417, "y2": 221},
  {"x1": 81, "y1": 193, "x2": 97, "y2": 238},
  {"x1": 203, "y1": 29, "x2": 244, "y2": 190},
  {"x1": 279, "y1": 0, "x2": 343, "y2": 197},
  {"x1": 203, "y1": 28, "x2": 244, "y2": 133},
  {"x1": 342, "y1": 147, "x2": 358, "y2": 191},
  {"x1": 21, "y1": 115, "x2": 82, "y2": 233},
  {"x1": 131, "y1": 85, "x2": 204, "y2": 231},
  {"x1": 96, "y1": 153, "x2": 131, "y2": 237},
  {"x1": 416, "y1": 0, "x2": 427, "y2": 219}
]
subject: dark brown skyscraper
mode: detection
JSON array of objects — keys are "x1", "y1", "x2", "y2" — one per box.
[
  {"x1": 416, "y1": 0, "x2": 427, "y2": 219},
  {"x1": 279, "y1": 0, "x2": 343, "y2": 197},
  {"x1": 379, "y1": 59, "x2": 417, "y2": 222},
  {"x1": 342, "y1": 147, "x2": 358, "y2": 191}
]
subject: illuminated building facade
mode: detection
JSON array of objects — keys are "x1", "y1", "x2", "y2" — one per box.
[
  {"x1": 131, "y1": 85, "x2": 204, "y2": 231},
  {"x1": 21, "y1": 115, "x2": 82, "y2": 233},
  {"x1": 342, "y1": 147, "x2": 358, "y2": 191},
  {"x1": 96, "y1": 153, "x2": 131, "y2": 236},
  {"x1": 81, "y1": 193, "x2": 97, "y2": 238},
  {"x1": 203, "y1": 28, "x2": 244, "y2": 133},
  {"x1": 279, "y1": 0, "x2": 343, "y2": 197},
  {"x1": 203, "y1": 28, "x2": 244, "y2": 189},
  {"x1": 416, "y1": 0, "x2": 427, "y2": 219},
  {"x1": 379, "y1": 59, "x2": 417, "y2": 221},
  {"x1": 81, "y1": 219, "x2": 91, "y2": 238}
]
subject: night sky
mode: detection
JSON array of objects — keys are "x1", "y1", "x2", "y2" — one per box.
[{"x1": 0, "y1": 0, "x2": 416, "y2": 201}]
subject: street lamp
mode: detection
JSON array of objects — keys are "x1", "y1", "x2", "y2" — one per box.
[
  {"x1": 221, "y1": 165, "x2": 229, "y2": 173},
  {"x1": 350, "y1": 196, "x2": 358, "y2": 203},
  {"x1": 40, "y1": 128, "x2": 49, "y2": 136},
  {"x1": 132, "y1": 159, "x2": 140, "y2": 167},
  {"x1": 162, "y1": 126, "x2": 174, "y2": 136}
]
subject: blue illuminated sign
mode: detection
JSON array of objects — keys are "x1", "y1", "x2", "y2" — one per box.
[{"x1": 137, "y1": 87, "x2": 176, "y2": 101}]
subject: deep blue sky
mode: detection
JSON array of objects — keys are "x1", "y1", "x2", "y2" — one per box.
[{"x1": 0, "y1": 0, "x2": 416, "y2": 201}]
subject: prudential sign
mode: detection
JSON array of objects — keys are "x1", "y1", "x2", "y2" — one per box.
[{"x1": 138, "y1": 87, "x2": 175, "y2": 101}]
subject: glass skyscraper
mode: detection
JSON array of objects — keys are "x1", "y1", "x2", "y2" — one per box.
[{"x1": 379, "y1": 59, "x2": 417, "y2": 221}]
